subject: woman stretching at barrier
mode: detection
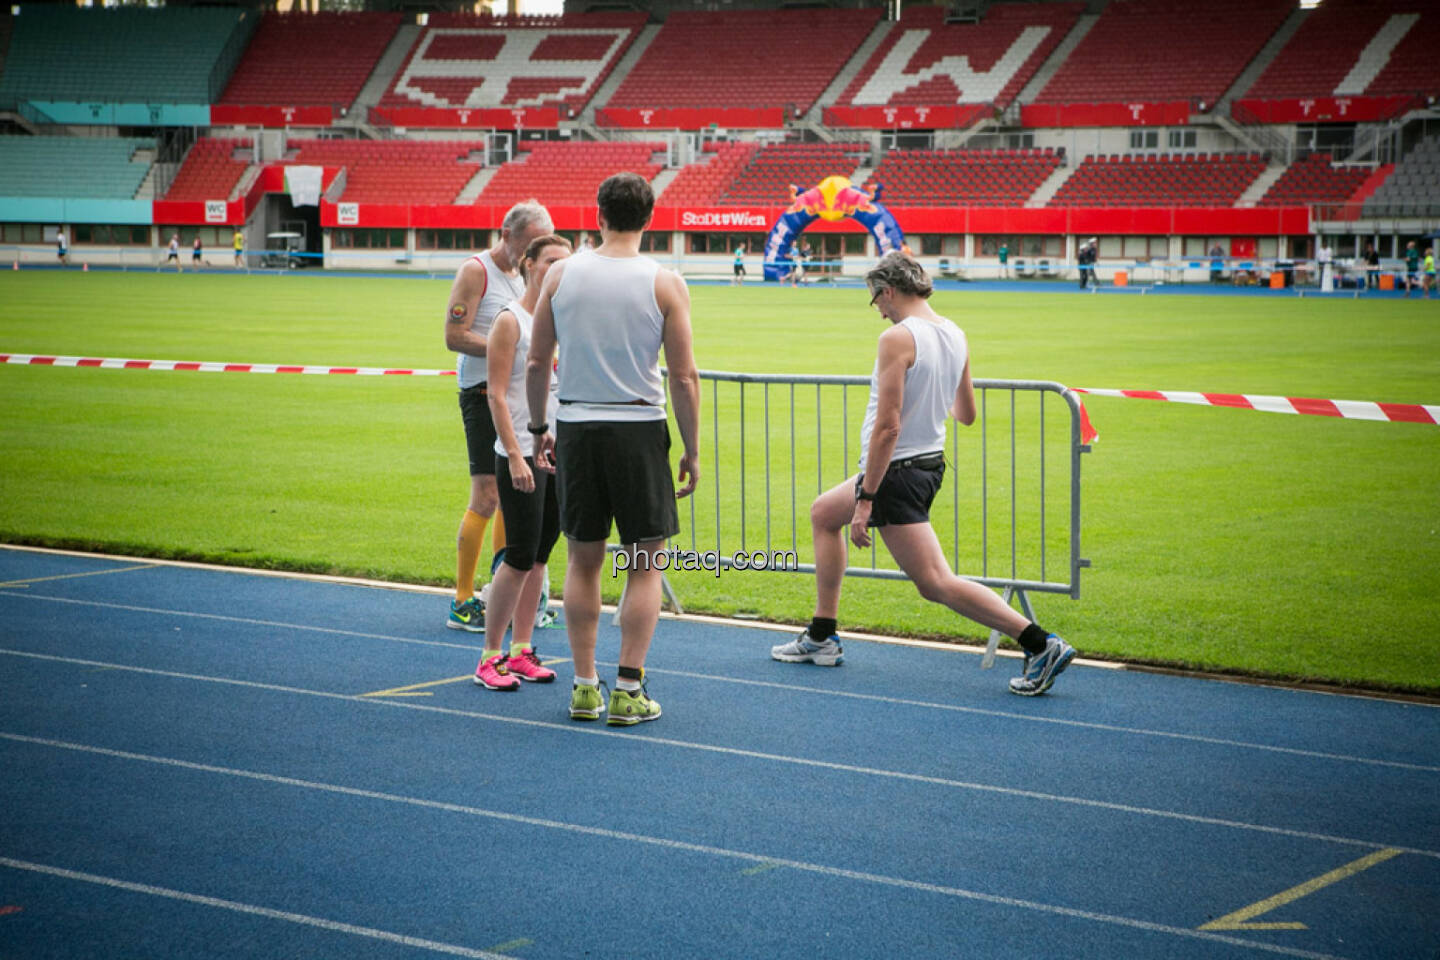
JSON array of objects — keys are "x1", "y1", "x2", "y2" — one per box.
[
  {"x1": 771, "y1": 252, "x2": 1079, "y2": 696},
  {"x1": 473, "y1": 234, "x2": 572, "y2": 690}
]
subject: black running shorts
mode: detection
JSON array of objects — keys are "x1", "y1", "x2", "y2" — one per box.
[
  {"x1": 495, "y1": 454, "x2": 560, "y2": 571},
  {"x1": 862, "y1": 454, "x2": 945, "y2": 527},
  {"x1": 458, "y1": 383, "x2": 497, "y2": 477},
  {"x1": 556, "y1": 419, "x2": 679, "y2": 544}
]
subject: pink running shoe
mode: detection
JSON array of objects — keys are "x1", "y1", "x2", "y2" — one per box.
[
  {"x1": 507, "y1": 647, "x2": 556, "y2": 683},
  {"x1": 473, "y1": 654, "x2": 519, "y2": 691}
]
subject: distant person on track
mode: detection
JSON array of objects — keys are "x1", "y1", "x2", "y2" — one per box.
[
  {"x1": 55, "y1": 227, "x2": 69, "y2": 267},
  {"x1": 732, "y1": 243, "x2": 746, "y2": 286},
  {"x1": 1363, "y1": 243, "x2": 1380, "y2": 290},
  {"x1": 471, "y1": 233, "x2": 572, "y2": 691},
  {"x1": 998, "y1": 241, "x2": 1009, "y2": 279},
  {"x1": 1404, "y1": 241, "x2": 1420, "y2": 297},
  {"x1": 1425, "y1": 248, "x2": 1436, "y2": 299},
  {"x1": 1077, "y1": 238, "x2": 1096, "y2": 290},
  {"x1": 771, "y1": 252, "x2": 1078, "y2": 697},
  {"x1": 526, "y1": 172, "x2": 700, "y2": 726},
  {"x1": 233, "y1": 229, "x2": 245, "y2": 269},
  {"x1": 163, "y1": 234, "x2": 181, "y2": 273},
  {"x1": 444, "y1": 200, "x2": 554, "y2": 637},
  {"x1": 192, "y1": 236, "x2": 204, "y2": 271}
]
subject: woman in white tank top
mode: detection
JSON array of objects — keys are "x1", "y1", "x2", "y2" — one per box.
[
  {"x1": 470, "y1": 234, "x2": 572, "y2": 692},
  {"x1": 772, "y1": 253, "x2": 1079, "y2": 698}
]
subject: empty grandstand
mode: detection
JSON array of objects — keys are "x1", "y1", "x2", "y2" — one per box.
[
  {"x1": 284, "y1": 139, "x2": 484, "y2": 205},
  {"x1": 834, "y1": 3, "x2": 1083, "y2": 112},
  {"x1": 0, "y1": 136, "x2": 154, "y2": 199},
  {"x1": 219, "y1": 12, "x2": 402, "y2": 111},
  {"x1": 377, "y1": 12, "x2": 645, "y2": 118},
  {"x1": 161, "y1": 138, "x2": 252, "y2": 204},
  {"x1": 717, "y1": 143, "x2": 868, "y2": 207},
  {"x1": 604, "y1": 9, "x2": 879, "y2": 118},
  {"x1": 1049, "y1": 154, "x2": 1267, "y2": 208},
  {"x1": 0, "y1": 6, "x2": 251, "y2": 109},
  {"x1": 1035, "y1": 0, "x2": 1291, "y2": 109},
  {"x1": 864, "y1": 148, "x2": 1063, "y2": 206},
  {"x1": 475, "y1": 140, "x2": 664, "y2": 207}
]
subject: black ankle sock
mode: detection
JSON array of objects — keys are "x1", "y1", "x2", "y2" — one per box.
[
  {"x1": 617, "y1": 665, "x2": 643, "y2": 682},
  {"x1": 809, "y1": 617, "x2": 837, "y2": 640},
  {"x1": 1017, "y1": 623, "x2": 1050, "y2": 655}
]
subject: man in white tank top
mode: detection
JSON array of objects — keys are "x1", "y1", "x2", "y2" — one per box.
[
  {"x1": 526, "y1": 172, "x2": 701, "y2": 726},
  {"x1": 771, "y1": 253, "x2": 1079, "y2": 697},
  {"x1": 443, "y1": 200, "x2": 554, "y2": 636}
]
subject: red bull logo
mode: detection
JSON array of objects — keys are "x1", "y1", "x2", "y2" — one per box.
[{"x1": 787, "y1": 175, "x2": 878, "y2": 222}]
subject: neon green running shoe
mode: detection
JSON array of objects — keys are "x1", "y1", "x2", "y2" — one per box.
[
  {"x1": 570, "y1": 682, "x2": 606, "y2": 722},
  {"x1": 607, "y1": 684, "x2": 661, "y2": 726}
]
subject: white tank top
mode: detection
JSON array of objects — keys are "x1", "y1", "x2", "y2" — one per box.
[
  {"x1": 457, "y1": 250, "x2": 525, "y2": 389},
  {"x1": 859, "y1": 315, "x2": 968, "y2": 468},
  {"x1": 551, "y1": 249, "x2": 667, "y2": 423},
  {"x1": 493, "y1": 300, "x2": 558, "y2": 460}
]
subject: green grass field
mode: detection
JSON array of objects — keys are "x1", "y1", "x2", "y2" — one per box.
[{"x1": 2, "y1": 270, "x2": 1438, "y2": 693}]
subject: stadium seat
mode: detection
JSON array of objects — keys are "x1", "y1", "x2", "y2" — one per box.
[
  {"x1": 836, "y1": 3, "x2": 1083, "y2": 111},
  {"x1": 379, "y1": 12, "x2": 645, "y2": 117},
  {"x1": 1034, "y1": 0, "x2": 1291, "y2": 108},
  {"x1": 605, "y1": 10, "x2": 879, "y2": 116},
  {"x1": 475, "y1": 141, "x2": 664, "y2": 207},
  {"x1": 219, "y1": 12, "x2": 402, "y2": 109}
]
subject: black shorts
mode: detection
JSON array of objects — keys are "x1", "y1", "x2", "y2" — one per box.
[
  {"x1": 495, "y1": 454, "x2": 560, "y2": 571},
  {"x1": 556, "y1": 419, "x2": 679, "y2": 544},
  {"x1": 733, "y1": 263, "x2": 745, "y2": 276},
  {"x1": 458, "y1": 383, "x2": 497, "y2": 476},
  {"x1": 861, "y1": 453, "x2": 945, "y2": 527}
]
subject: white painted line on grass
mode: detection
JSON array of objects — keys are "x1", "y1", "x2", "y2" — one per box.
[
  {"x1": 3, "y1": 649, "x2": 1438, "y2": 861},
  {"x1": 0, "y1": 733, "x2": 1349, "y2": 960},
  {"x1": 0, "y1": 855, "x2": 514, "y2": 959}
]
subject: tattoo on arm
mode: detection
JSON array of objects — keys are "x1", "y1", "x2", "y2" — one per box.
[{"x1": 448, "y1": 303, "x2": 468, "y2": 324}]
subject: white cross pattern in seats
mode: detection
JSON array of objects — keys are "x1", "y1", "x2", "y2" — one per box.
[
  {"x1": 394, "y1": 29, "x2": 631, "y2": 108},
  {"x1": 853, "y1": 26, "x2": 1050, "y2": 105}
]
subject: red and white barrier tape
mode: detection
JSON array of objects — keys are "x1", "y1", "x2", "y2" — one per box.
[
  {"x1": 1074, "y1": 388, "x2": 1440, "y2": 426},
  {"x1": 0, "y1": 354, "x2": 456, "y2": 377},
  {"x1": 5, "y1": 353, "x2": 1434, "y2": 428}
]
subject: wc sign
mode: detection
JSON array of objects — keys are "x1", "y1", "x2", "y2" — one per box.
[
  {"x1": 204, "y1": 201, "x2": 227, "y2": 224},
  {"x1": 337, "y1": 203, "x2": 360, "y2": 226}
]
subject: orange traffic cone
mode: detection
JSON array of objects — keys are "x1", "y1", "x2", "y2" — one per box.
[{"x1": 82, "y1": 262, "x2": 89, "y2": 272}]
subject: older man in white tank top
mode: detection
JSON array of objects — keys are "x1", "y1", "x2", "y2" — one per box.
[
  {"x1": 443, "y1": 200, "x2": 554, "y2": 635},
  {"x1": 526, "y1": 173, "x2": 701, "y2": 726},
  {"x1": 771, "y1": 253, "x2": 1079, "y2": 697}
]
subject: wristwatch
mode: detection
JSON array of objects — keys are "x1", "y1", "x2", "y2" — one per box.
[
  {"x1": 527, "y1": 423, "x2": 549, "y2": 436},
  {"x1": 856, "y1": 486, "x2": 876, "y2": 502}
]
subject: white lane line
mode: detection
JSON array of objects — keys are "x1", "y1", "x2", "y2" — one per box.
[
  {"x1": 0, "y1": 855, "x2": 514, "y2": 959},
  {"x1": 0, "y1": 733, "x2": 1348, "y2": 960},
  {"x1": 4, "y1": 648, "x2": 1438, "y2": 861},
  {"x1": 629, "y1": 666, "x2": 1440, "y2": 775},
  {"x1": 0, "y1": 591, "x2": 484, "y2": 652},
  {"x1": 2, "y1": 589, "x2": 1433, "y2": 774}
]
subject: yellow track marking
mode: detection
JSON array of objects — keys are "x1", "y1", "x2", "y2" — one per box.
[
  {"x1": 0, "y1": 564, "x2": 155, "y2": 589},
  {"x1": 1199, "y1": 847, "x2": 1404, "y2": 931},
  {"x1": 360, "y1": 676, "x2": 472, "y2": 698},
  {"x1": 359, "y1": 659, "x2": 568, "y2": 698}
]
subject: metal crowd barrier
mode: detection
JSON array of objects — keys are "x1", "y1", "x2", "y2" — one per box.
[{"x1": 617, "y1": 370, "x2": 1091, "y2": 664}]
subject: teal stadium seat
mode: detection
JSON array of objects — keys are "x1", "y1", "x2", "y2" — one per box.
[
  {"x1": 0, "y1": 5, "x2": 249, "y2": 109},
  {"x1": 0, "y1": 136, "x2": 154, "y2": 199}
]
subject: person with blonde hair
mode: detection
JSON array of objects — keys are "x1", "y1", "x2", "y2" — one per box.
[
  {"x1": 444, "y1": 199, "x2": 554, "y2": 634},
  {"x1": 772, "y1": 252, "x2": 1078, "y2": 696}
]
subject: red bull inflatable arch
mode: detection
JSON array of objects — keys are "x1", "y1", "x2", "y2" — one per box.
[{"x1": 762, "y1": 175, "x2": 907, "y2": 282}]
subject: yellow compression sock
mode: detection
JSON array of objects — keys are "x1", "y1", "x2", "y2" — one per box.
[
  {"x1": 455, "y1": 509, "x2": 490, "y2": 603},
  {"x1": 490, "y1": 508, "x2": 506, "y2": 555}
]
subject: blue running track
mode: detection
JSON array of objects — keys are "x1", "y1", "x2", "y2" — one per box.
[{"x1": 1, "y1": 546, "x2": 1436, "y2": 959}]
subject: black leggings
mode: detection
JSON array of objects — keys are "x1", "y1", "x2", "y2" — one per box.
[{"x1": 494, "y1": 454, "x2": 560, "y2": 571}]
